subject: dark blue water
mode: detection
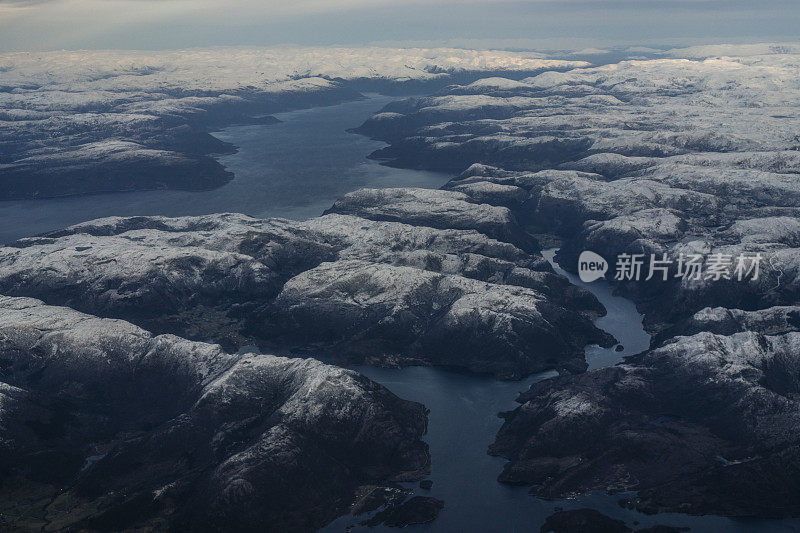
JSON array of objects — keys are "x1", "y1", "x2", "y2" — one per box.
[{"x1": 0, "y1": 95, "x2": 448, "y2": 244}]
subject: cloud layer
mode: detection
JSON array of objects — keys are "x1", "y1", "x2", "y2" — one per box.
[{"x1": 2, "y1": 0, "x2": 799, "y2": 51}]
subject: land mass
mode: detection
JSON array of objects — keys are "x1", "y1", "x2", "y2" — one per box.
[
  {"x1": 352, "y1": 42, "x2": 800, "y2": 518},
  {"x1": 0, "y1": 187, "x2": 610, "y2": 379},
  {"x1": 0, "y1": 296, "x2": 429, "y2": 531},
  {"x1": 3, "y1": 42, "x2": 800, "y2": 528}
]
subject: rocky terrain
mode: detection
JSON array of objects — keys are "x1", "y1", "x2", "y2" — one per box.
[
  {"x1": 4, "y1": 41, "x2": 800, "y2": 528},
  {"x1": 0, "y1": 296, "x2": 429, "y2": 531},
  {"x1": 0, "y1": 47, "x2": 586, "y2": 199},
  {"x1": 353, "y1": 45, "x2": 800, "y2": 338},
  {"x1": 540, "y1": 509, "x2": 687, "y2": 533},
  {"x1": 491, "y1": 324, "x2": 800, "y2": 517},
  {"x1": 353, "y1": 45, "x2": 800, "y2": 331},
  {"x1": 0, "y1": 186, "x2": 610, "y2": 379},
  {"x1": 352, "y1": 43, "x2": 800, "y2": 519},
  {"x1": 0, "y1": 182, "x2": 615, "y2": 530}
]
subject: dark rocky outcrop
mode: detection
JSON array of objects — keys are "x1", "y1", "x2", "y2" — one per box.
[
  {"x1": 540, "y1": 509, "x2": 688, "y2": 533},
  {"x1": 360, "y1": 496, "x2": 444, "y2": 527},
  {"x1": 540, "y1": 509, "x2": 629, "y2": 533},
  {"x1": 492, "y1": 330, "x2": 800, "y2": 517}
]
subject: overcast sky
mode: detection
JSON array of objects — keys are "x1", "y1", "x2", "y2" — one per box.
[{"x1": 1, "y1": 0, "x2": 798, "y2": 52}]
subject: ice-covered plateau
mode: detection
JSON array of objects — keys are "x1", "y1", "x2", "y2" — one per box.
[{"x1": 353, "y1": 43, "x2": 800, "y2": 518}]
